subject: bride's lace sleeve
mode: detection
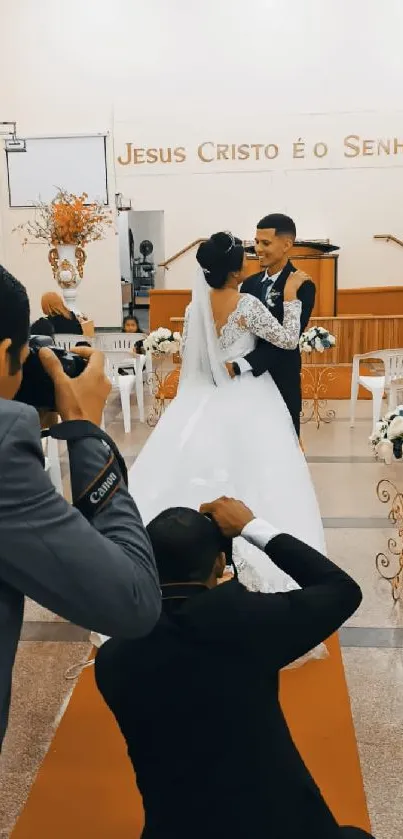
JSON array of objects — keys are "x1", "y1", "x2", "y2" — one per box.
[
  {"x1": 180, "y1": 305, "x2": 190, "y2": 357},
  {"x1": 239, "y1": 295, "x2": 302, "y2": 349}
]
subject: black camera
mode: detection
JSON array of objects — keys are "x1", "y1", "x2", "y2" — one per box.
[
  {"x1": 204, "y1": 513, "x2": 235, "y2": 577},
  {"x1": 14, "y1": 335, "x2": 87, "y2": 411}
]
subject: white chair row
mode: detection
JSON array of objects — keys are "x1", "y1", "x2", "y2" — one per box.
[
  {"x1": 43, "y1": 333, "x2": 155, "y2": 493},
  {"x1": 42, "y1": 433, "x2": 63, "y2": 494},
  {"x1": 350, "y1": 349, "x2": 403, "y2": 432},
  {"x1": 54, "y1": 332, "x2": 153, "y2": 433}
]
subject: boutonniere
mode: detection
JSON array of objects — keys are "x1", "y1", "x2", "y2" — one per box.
[{"x1": 266, "y1": 288, "x2": 280, "y2": 308}]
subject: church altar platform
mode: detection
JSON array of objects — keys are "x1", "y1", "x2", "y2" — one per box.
[{"x1": 167, "y1": 312, "x2": 403, "y2": 399}]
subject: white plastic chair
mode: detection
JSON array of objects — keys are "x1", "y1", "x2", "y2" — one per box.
[
  {"x1": 118, "y1": 356, "x2": 147, "y2": 430},
  {"x1": 53, "y1": 334, "x2": 93, "y2": 350},
  {"x1": 350, "y1": 349, "x2": 403, "y2": 432},
  {"x1": 94, "y1": 333, "x2": 150, "y2": 431},
  {"x1": 42, "y1": 434, "x2": 63, "y2": 494},
  {"x1": 94, "y1": 332, "x2": 152, "y2": 384}
]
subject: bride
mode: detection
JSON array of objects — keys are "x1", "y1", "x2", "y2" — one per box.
[{"x1": 128, "y1": 231, "x2": 327, "y2": 667}]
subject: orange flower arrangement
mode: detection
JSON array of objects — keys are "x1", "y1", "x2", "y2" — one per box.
[{"x1": 14, "y1": 188, "x2": 113, "y2": 247}]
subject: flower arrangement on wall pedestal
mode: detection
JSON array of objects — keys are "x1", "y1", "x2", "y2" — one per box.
[
  {"x1": 13, "y1": 189, "x2": 114, "y2": 304},
  {"x1": 13, "y1": 188, "x2": 113, "y2": 247}
]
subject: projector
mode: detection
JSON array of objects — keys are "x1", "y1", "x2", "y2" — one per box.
[{"x1": 5, "y1": 138, "x2": 26, "y2": 152}]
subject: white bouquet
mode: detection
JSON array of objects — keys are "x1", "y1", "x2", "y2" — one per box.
[
  {"x1": 300, "y1": 326, "x2": 336, "y2": 354},
  {"x1": 142, "y1": 327, "x2": 182, "y2": 355},
  {"x1": 370, "y1": 406, "x2": 403, "y2": 463}
]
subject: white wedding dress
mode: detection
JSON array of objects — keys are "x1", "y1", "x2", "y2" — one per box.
[{"x1": 128, "y1": 271, "x2": 328, "y2": 667}]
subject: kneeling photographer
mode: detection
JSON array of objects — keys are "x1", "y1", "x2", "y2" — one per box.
[
  {"x1": 0, "y1": 266, "x2": 160, "y2": 748},
  {"x1": 96, "y1": 498, "x2": 370, "y2": 839}
]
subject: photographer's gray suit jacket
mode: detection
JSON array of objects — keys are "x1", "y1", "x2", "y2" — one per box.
[{"x1": 0, "y1": 399, "x2": 161, "y2": 747}]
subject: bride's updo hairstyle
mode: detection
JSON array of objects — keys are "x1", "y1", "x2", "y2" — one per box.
[{"x1": 196, "y1": 232, "x2": 244, "y2": 289}]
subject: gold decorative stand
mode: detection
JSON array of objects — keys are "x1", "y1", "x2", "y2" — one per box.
[
  {"x1": 147, "y1": 355, "x2": 181, "y2": 427},
  {"x1": 300, "y1": 365, "x2": 336, "y2": 429},
  {"x1": 376, "y1": 478, "x2": 403, "y2": 601}
]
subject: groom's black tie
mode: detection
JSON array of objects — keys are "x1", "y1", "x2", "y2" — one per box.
[{"x1": 260, "y1": 276, "x2": 274, "y2": 306}]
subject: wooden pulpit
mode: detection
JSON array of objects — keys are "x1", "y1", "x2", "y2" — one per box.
[
  {"x1": 150, "y1": 240, "x2": 338, "y2": 330},
  {"x1": 243, "y1": 240, "x2": 338, "y2": 317}
]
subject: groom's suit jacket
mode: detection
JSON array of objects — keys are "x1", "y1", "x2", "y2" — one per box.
[
  {"x1": 95, "y1": 530, "x2": 363, "y2": 839},
  {"x1": 241, "y1": 261, "x2": 315, "y2": 435}
]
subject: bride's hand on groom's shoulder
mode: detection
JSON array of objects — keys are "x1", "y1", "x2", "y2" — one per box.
[
  {"x1": 284, "y1": 270, "x2": 311, "y2": 301},
  {"x1": 200, "y1": 497, "x2": 255, "y2": 538}
]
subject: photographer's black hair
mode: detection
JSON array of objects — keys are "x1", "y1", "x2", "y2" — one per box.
[
  {"x1": 0, "y1": 266, "x2": 30, "y2": 374},
  {"x1": 257, "y1": 214, "x2": 296, "y2": 240},
  {"x1": 196, "y1": 232, "x2": 244, "y2": 289},
  {"x1": 147, "y1": 507, "x2": 230, "y2": 584}
]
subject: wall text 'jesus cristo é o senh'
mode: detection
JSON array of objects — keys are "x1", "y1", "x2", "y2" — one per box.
[{"x1": 117, "y1": 136, "x2": 403, "y2": 166}]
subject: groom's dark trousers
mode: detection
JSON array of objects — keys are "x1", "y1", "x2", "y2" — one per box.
[
  {"x1": 241, "y1": 261, "x2": 316, "y2": 436},
  {"x1": 95, "y1": 526, "x2": 375, "y2": 838}
]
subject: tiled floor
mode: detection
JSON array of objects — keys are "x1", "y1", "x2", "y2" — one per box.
[{"x1": 1, "y1": 392, "x2": 402, "y2": 838}]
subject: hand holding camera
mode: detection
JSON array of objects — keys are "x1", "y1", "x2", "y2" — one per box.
[
  {"x1": 39, "y1": 345, "x2": 111, "y2": 426},
  {"x1": 200, "y1": 497, "x2": 255, "y2": 538},
  {"x1": 15, "y1": 336, "x2": 111, "y2": 426}
]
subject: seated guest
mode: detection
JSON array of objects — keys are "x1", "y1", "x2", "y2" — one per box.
[
  {"x1": 38, "y1": 291, "x2": 85, "y2": 335},
  {"x1": 119, "y1": 314, "x2": 146, "y2": 375},
  {"x1": 123, "y1": 314, "x2": 141, "y2": 334},
  {"x1": 29, "y1": 315, "x2": 55, "y2": 339},
  {"x1": 96, "y1": 497, "x2": 373, "y2": 839}
]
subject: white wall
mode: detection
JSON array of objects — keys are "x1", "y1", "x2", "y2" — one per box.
[
  {"x1": 0, "y1": 134, "x2": 121, "y2": 326},
  {"x1": 118, "y1": 212, "x2": 131, "y2": 282},
  {"x1": 1, "y1": 0, "x2": 403, "y2": 316}
]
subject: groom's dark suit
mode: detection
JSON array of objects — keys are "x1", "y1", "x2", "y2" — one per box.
[{"x1": 241, "y1": 261, "x2": 315, "y2": 436}]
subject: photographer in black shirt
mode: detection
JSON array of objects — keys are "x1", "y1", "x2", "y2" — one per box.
[{"x1": 96, "y1": 496, "x2": 373, "y2": 839}]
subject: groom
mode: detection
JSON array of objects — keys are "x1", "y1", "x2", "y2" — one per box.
[{"x1": 229, "y1": 214, "x2": 315, "y2": 436}]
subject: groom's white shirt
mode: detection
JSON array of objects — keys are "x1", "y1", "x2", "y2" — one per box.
[
  {"x1": 233, "y1": 269, "x2": 282, "y2": 374},
  {"x1": 242, "y1": 518, "x2": 279, "y2": 548}
]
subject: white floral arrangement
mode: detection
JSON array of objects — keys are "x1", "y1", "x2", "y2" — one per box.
[
  {"x1": 142, "y1": 327, "x2": 182, "y2": 355},
  {"x1": 370, "y1": 406, "x2": 403, "y2": 464},
  {"x1": 300, "y1": 326, "x2": 336, "y2": 354}
]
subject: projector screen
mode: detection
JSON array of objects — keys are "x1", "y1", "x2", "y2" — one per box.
[{"x1": 6, "y1": 135, "x2": 108, "y2": 207}]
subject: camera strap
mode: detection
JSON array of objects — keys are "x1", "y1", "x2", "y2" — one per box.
[{"x1": 45, "y1": 421, "x2": 128, "y2": 519}]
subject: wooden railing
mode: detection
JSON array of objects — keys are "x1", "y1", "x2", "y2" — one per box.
[
  {"x1": 374, "y1": 234, "x2": 403, "y2": 248},
  {"x1": 159, "y1": 239, "x2": 206, "y2": 270}
]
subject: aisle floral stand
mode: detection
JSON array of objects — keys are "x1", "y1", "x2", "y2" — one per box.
[
  {"x1": 142, "y1": 328, "x2": 182, "y2": 426},
  {"x1": 300, "y1": 326, "x2": 337, "y2": 429},
  {"x1": 371, "y1": 406, "x2": 403, "y2": 600}
]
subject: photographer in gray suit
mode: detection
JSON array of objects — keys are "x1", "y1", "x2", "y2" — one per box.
[{"x1": 0, "y1": 266, "x2": 160, "y2": 747}]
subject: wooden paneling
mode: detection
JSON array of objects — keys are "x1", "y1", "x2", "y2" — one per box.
[
  {"x1": 153, "y1": 283, "x2": 403, "y2": 324},
  {"x1": 305, "y1": 315, "x2": 403, "y2": 365},
  {"x1": 149, "y1": 290, "x2": 191, "y2": 331},
  {"x1": 338, "y1": 286, "x2": 403, "y2": 316},
  {"x1": 169, "y1": 313, "x2": 403, "y2": 399},
  {"x1": 170, "y1": 314, "x2": 403, "y2": 364},
  {"x1": 301, "y1": 364, "x2": 372, "y2": 400},
  {"x1": 244, "y1": 251, "x2": 337, "y2": 317},
  {"x1": 151, "y1": 251, "x2": 337, "y2": 329}
]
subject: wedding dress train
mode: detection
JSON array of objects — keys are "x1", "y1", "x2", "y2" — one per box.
[{"x1": 128, "y1": 284, "x2": 328, "y2": 668}]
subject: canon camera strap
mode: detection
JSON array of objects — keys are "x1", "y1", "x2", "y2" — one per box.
[{"x1": 42, "y1": 420, "x2": 128, "y2": 520}]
